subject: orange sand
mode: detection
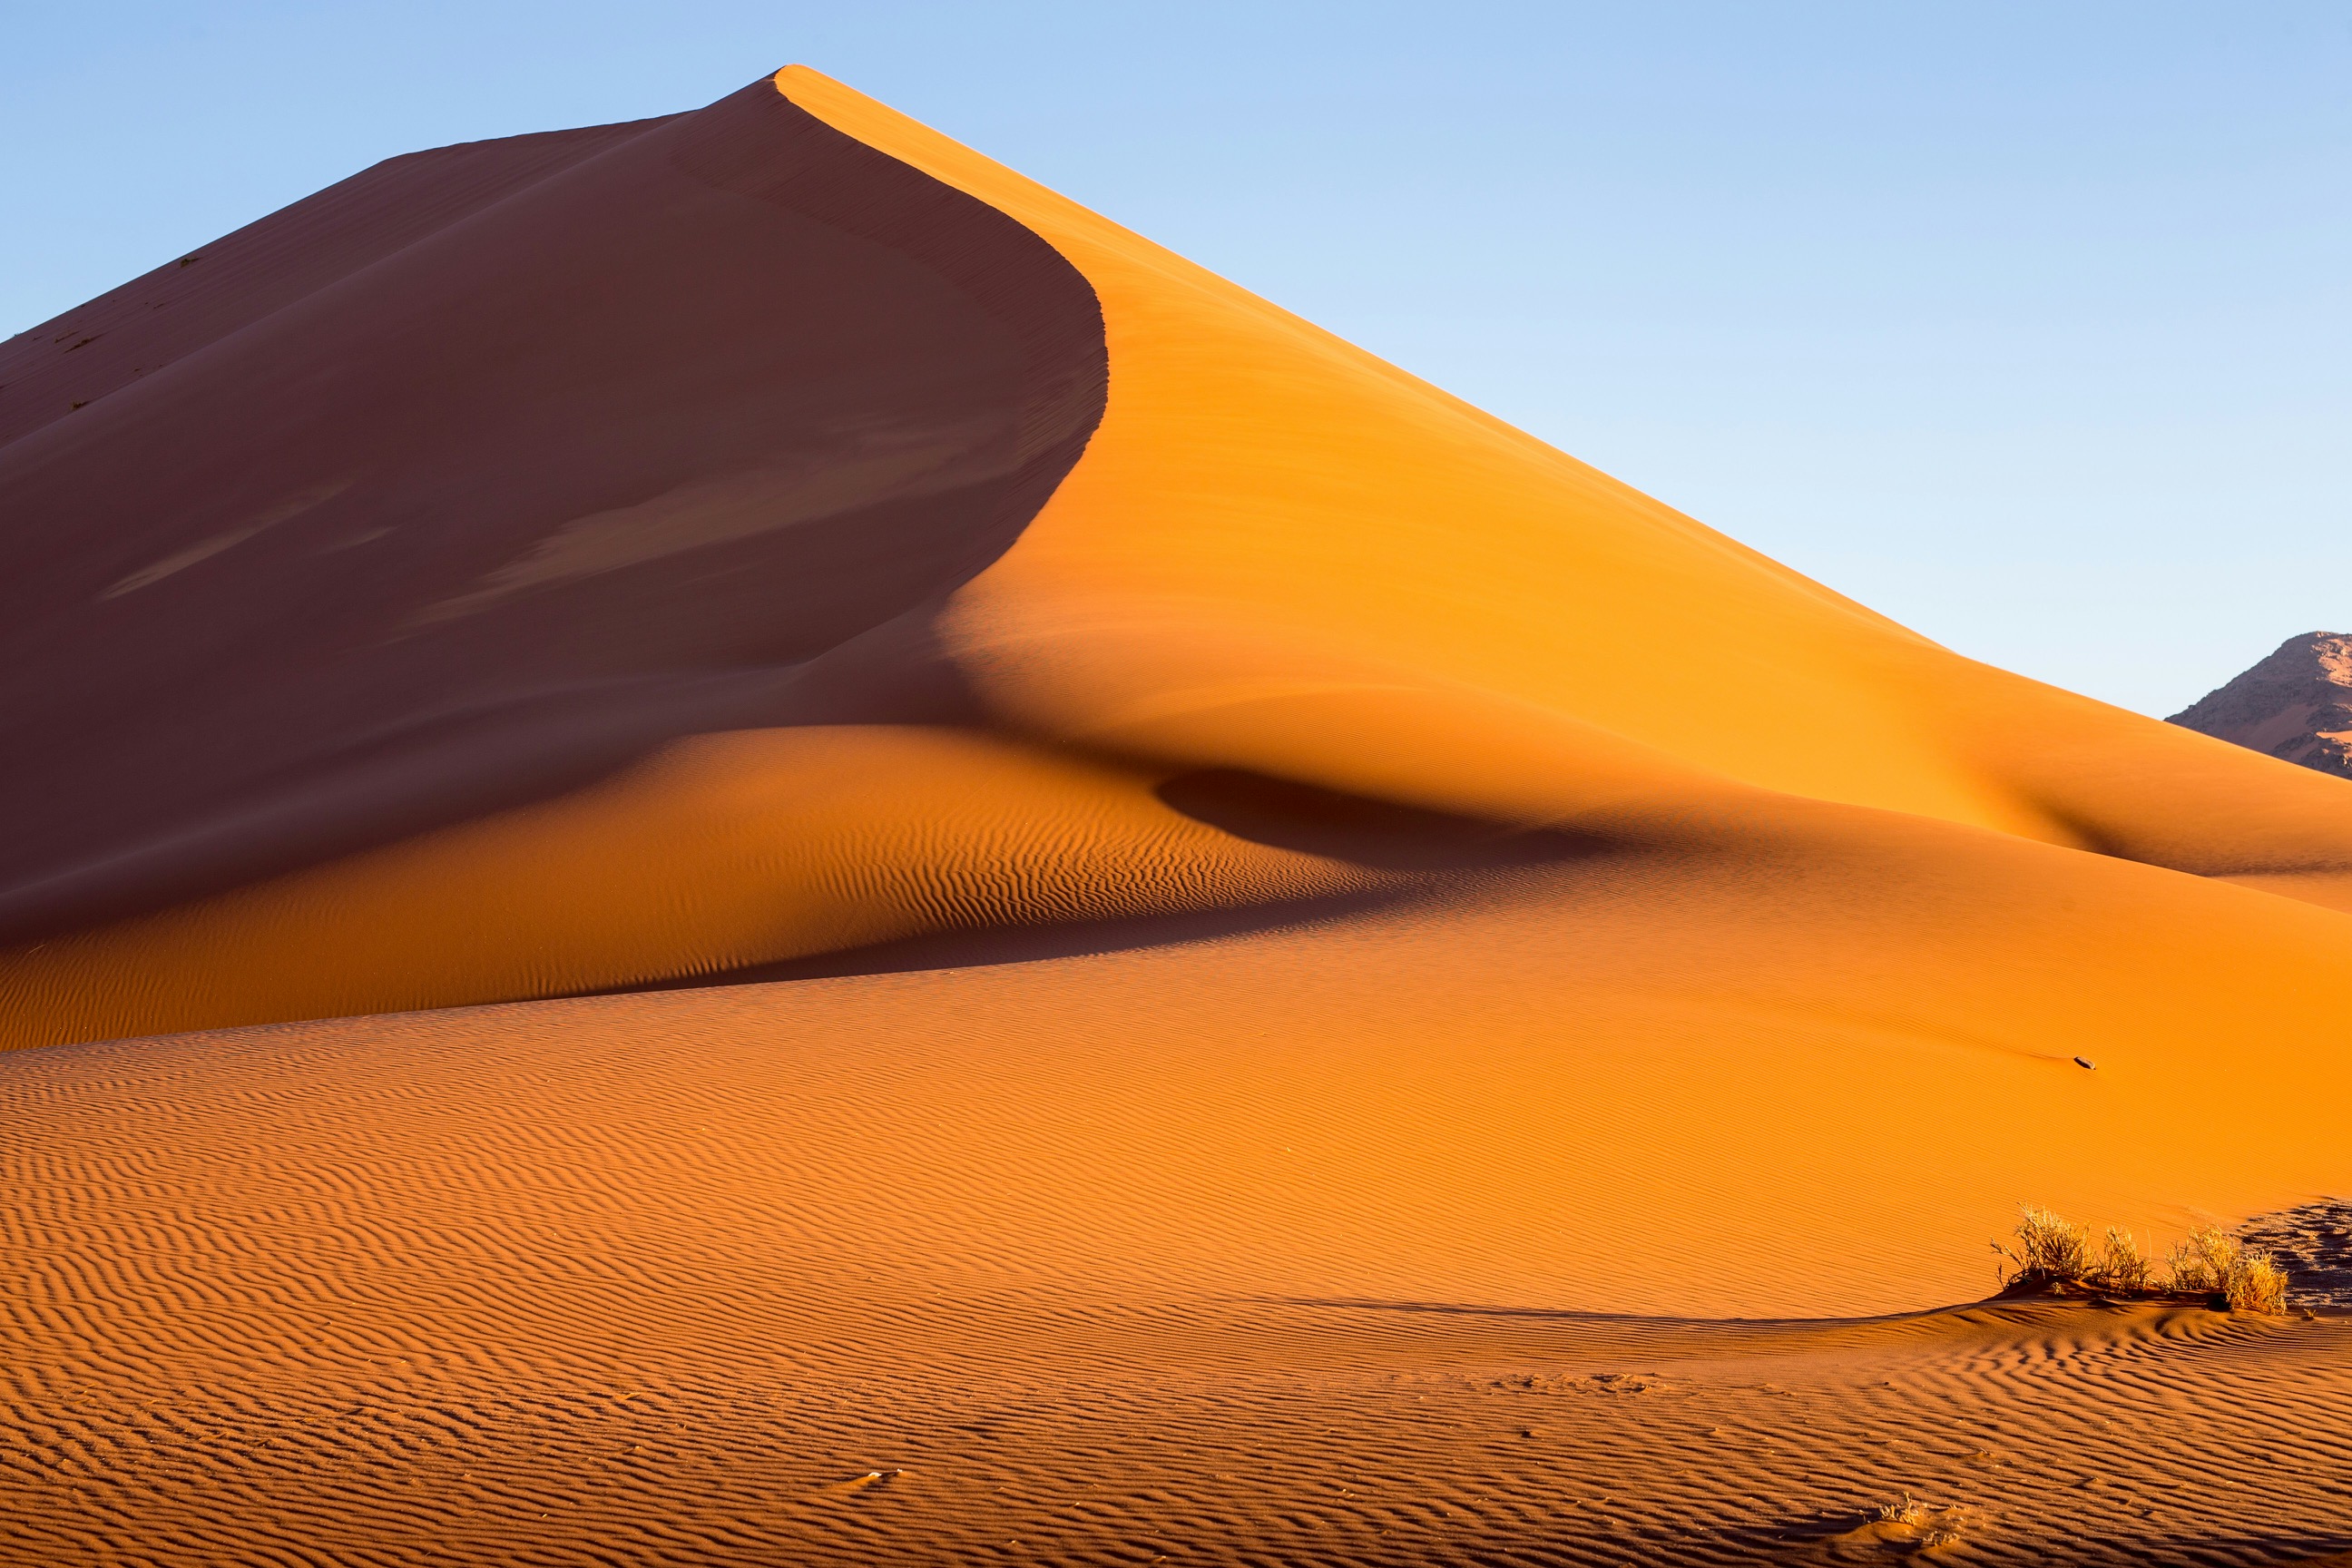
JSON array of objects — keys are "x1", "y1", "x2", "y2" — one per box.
[
  {"x1": 4, "y1": 66, "x2": 2351, "y2": 1565},
  {"x1": 6, "y1": 945, "x2": 2351, "y2": 1563}
]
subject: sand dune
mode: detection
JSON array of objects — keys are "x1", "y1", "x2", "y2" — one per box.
[
  {"x1": 11, "y1": 69, "x2": 2352, "y2": 1045},
  {"x1": 5, "y1": 65, "x2": 2351, "y2": 1564}
]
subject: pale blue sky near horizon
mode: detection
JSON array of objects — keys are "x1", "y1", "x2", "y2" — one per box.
[{"x1": 5, "y1": 2, "x2": 2345, "y2": 716}]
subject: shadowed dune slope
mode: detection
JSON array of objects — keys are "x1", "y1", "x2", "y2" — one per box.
[
  {"x1": 0, "y1": 79, "x2": 1105, "y2": 963},
  {"x1": 0, "y1": 115, "x2": 678, "y2": 452}
]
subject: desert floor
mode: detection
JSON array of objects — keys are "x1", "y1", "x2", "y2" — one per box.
[{"x1": 7, "y1": 913, "x2": 2349, "y2": 1566}]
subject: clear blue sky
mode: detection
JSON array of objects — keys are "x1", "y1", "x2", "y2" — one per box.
[{"x1": 6, "y1": 2, "x2": 2346, "y2": 715}]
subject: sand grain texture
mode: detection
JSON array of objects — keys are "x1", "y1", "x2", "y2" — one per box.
[{"x1": 6, "y1": 972, "x2": 2352, "y2": 1565}]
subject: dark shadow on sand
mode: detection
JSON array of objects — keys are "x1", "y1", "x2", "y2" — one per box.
[
  {"x1": 1156, "y1": 769, "x2": 1612, "y2": 871},
  {"x1": 593, "y1": 886, "x2": 1412, "y2": 994}
]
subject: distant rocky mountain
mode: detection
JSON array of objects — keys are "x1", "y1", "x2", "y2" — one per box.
[{"x1": 2169, "y1": 632, "x2": 2352, "y2": 779}]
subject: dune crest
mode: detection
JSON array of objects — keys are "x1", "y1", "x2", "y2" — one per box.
[{"x1": 785, "y1": 66, "x2": 2352, "y2": 878}]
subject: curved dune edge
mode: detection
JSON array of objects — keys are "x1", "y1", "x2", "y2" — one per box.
[{"x1": 779, "y1": 65, "x2": 2352, "y2": 893}]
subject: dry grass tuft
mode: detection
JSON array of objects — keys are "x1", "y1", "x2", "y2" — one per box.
[
  {"x1": 2167, "y1": 1225, "x2": 2289, "y2": 1313},
  {"x1": 1875, "y1": 1492, "x2": 1926, "y2": 1525},
  {"x1": 2096, "y1": 1226, "x2": 2156, "y2": 1293},
  {"x1": 1995, "y1": 1205, "x2": 2288, "y2": 1310},
  {"x1": 1997, "y1": 1205, "x2": 2090, "y2": 1287}
]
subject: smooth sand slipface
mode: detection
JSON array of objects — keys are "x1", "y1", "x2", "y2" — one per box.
[
  {"x1": 0, "y1": 81, "x2": 1105, "y2": 975},
  {"x1": 4, "y1": 67, "x2": 2352, "y2": 1565}
]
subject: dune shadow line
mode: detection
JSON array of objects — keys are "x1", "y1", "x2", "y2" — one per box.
[
  {"x1": 1156, "y1": 769, "x2": 1613, "y2": 871},
  {"x1": 590, "y1": 887, "x2": 1409, "y2": 995}
]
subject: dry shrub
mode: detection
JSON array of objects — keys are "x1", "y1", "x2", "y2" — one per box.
[
  {"x1": 2167, "y1": 1225, "x2": 2289, "y2": 1313},
  {"x1": 2096, "y1": 1226, "x2": 2156, "y2": 1293},
  {"x1": 1996, "y1": 1206, "x2": 2288, "y2": 1311},
  {"x1": 1995, "y1": 1205, "x2": 2090, "y2": 1289}
]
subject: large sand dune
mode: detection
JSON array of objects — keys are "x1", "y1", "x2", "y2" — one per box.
[{"x1": 4, "y1": 67, "x2": 2350, "y2": 1564}]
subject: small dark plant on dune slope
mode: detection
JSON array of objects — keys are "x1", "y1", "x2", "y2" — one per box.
[{"x1": 1994, "y1": 1205, "x2": 2288, "y2": 1312}]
